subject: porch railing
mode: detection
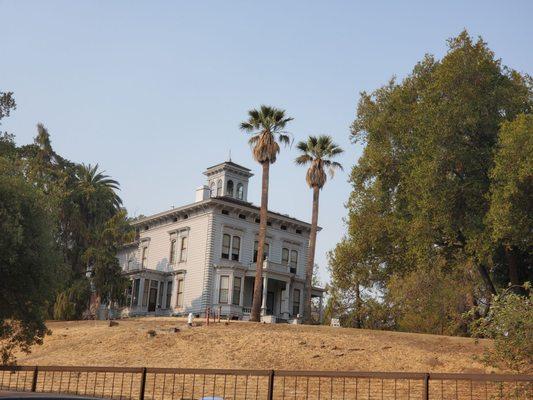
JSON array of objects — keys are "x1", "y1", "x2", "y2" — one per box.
[
  {"x1": 1, "y1": 365, "x2": 531, "y2": 399},
  {"x1": 263, "y1": 260, "x2": 292, "y2": 274}
]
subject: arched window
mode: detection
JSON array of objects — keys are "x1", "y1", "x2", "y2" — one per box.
[
  {"x1": 226, "y1": 180, "x2": 234, "y2": 197},
  {"x1": 236, "y1": 183, "x2": 244, "y2": 200},
  {"x1": 216, "y1": 180, "x2": 222, "y2": 196},
  {"x1": 210, "y1": 182, "x2": 216, "y2": 197}
]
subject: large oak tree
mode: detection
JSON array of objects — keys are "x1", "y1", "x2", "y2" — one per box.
[{"x1": 330, "y1": 31, "x2": 532, "y2": 333}]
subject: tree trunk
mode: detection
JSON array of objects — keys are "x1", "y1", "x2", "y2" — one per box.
[
  {"x1": 303, "y1": 186, "x2": 320, "y2": 324},
  {"x1": 504, "y1": 245, "x2": 520, "y2": 287},
  {"x1": 250, "y1": 161, "x2": 270, "y2": 322},
  {"x1": 476, "y1": 263, "x2": 497, "y2": 296},
  {"x1": 355, "y1": 282, "x2": 362, "y2": 329}
]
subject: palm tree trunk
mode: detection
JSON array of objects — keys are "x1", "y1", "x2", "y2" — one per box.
[
  {"x1": 303, "y1": 185, "x2": 320, "y2": 324},
  {"x1": 250, "y1": 161, "x2": 270, "y2": 322}
]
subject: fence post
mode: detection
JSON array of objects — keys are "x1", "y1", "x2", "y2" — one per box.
[
  {"x1": 423, "y1": 373, "x2": 430, "y2": 400},
  {"x1": 139, "y1": 367, "x2": 147, "y2": 400},
  {"x1": 31, "y1": 366, "x2": 38, "y2": 392},
  {"x1": 267, "y1": 370, "x2": 275, "y2": 400}
]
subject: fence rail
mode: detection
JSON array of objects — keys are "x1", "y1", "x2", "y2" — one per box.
[{"x1": 0, "y1": 365, "x2": 531, "y2": 399}]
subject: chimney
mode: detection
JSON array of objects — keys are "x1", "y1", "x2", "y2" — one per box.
[{"x1": 195, "y1": 185, "x2": 210, "y2": 202}]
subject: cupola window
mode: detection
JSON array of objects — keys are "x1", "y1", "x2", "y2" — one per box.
[{"x1": 226, "y1": 180, "x2": 234, "y2": 197}]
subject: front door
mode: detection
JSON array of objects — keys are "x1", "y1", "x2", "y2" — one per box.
[
  {"x1": 148, "y1": 288, "x2": 157, "y2": 312},
  {"x1": 266, "y1": 291, "x2": 274, "y2": 315}
]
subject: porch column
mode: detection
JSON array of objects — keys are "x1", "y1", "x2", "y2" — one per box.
[
  {"x1": 138, "y1": 278, "x2": 145, "y2": 308},
  {"x1": 281, "y1": 280, "x2": 291, "y2": 317},
  {"x1": 261, "y1": 274, "x2": 268, "y2": 315},
  {"x1": 239, "y1": 277, "x2": 244, "y2": 306}
]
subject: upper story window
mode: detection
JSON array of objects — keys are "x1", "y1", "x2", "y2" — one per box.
[
  {"x1": 210, "y1": 182, "x2": 216, "y2": 197},
  {"x1": 141, "y1": 246, "x2": 148, "y2": 268},
  {"x1": 282, "y1": 248, "x2": 289, "y2": 265},
  {"x1": 226, "y1": 180, "x2": 234, "y2": 197},
  {"x1": 282, "y1": 247, "x2": 298, "y2": 273},
  {"x1": 221, "y1": 234, "x2": 231, "y2": 259},
  {"x1": 253, "y1": 240, "x2": 270, "y2": 263},
  {"x1": 236, "y1": 183, "x2": 244, "y2": 200},
  {"x1": 231, "y1": 236, "x2": 241, "y2": 261},
  {"x1": 169, "y1": 239, "x2": 176, "y2": 264},
  {"x1": 179, "y1": 236, "x2": 188, "y2": 262},
  {"x1": 222, "y1": 234, "x2": 241, "y2": 261},
  {"x1": 290, "y1": 250, "x2": 298, "y2": 273},
  {"x1": 216, "y1": 179, "x2": 222, "y2": 196}
]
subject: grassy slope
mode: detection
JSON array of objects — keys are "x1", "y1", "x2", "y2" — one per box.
[{"x1": 16, "y1": 318, "x2": 495, "y2": 373}]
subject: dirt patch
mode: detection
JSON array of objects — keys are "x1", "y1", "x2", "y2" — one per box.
[{"x1": 15, "y1": 318, "x2": 496, "y2": 372}]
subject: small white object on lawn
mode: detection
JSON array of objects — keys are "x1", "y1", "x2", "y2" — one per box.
[
  {"x1": 188, "y1": 312, "x2": 194, "y2": 326},
  {"x1": 331, "y1": 318, "x2": 341, "y2": 327}
]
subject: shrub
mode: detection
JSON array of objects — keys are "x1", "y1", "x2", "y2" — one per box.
[{"x1": 468, "y1": 284, "x2": 532, "y2": 372}]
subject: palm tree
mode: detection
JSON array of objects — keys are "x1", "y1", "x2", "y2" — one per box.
[
  {"x1": 75, "y1": 164, "x2": 123, "y2": 227},
  {"x1": 240, "y1": 105, "x2": 293, "y2": 322},
  {"x1": 295, "y1": 135, "x2": 343, "y2": 323}
]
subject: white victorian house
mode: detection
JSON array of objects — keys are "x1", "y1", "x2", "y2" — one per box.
[{"x1": 116, "y1": 161, "x2": 325, "y2": 322}]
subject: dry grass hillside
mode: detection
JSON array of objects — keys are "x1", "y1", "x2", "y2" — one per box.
[{"x1": 16, "y1": 318, "x2": 496, "y2": 373}]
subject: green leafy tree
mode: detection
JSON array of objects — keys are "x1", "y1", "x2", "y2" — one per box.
[
  {"x1": 486, "y1": 114, "x2": 533, "y2": 288},
  {"x1": 295, "y1": 135, "x2": 343, "y2": 323},
  {"x1": 84, "y1": 210, "x2": 134, "y2": 305},
  {"x1": 388, "y1": 262, "x2": 476, "y2": 335},
  {"x1": 0, "y1": 92, "x2": 17, "y2": 159},
  {"x1": 54, "y1": 164, "x2": 127, "y2": 319},
  {"x1": 240, "y1": 105, "x2": 293, "y2": 322},
  {"x1": 0, "y1": 92, "x2": 16, "y2": 136},
  {"x1": 53, "y1": 279, "x2": 91, "y2": 321},
  {"x1": 330, "y1": 31, "x2": 532, "y2": 334},
  {"x1": 327, "y1": 239, "x2": 375, "y2": 328},
  {"x1": 0, "y1": 158, "x2": 62, "y2": 364}
]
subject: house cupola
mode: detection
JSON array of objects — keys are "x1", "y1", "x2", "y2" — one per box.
[{"x1": 202, "y1": 161, "x2": 253, "y2": 201}]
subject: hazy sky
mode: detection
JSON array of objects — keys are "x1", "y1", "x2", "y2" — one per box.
[{"x1": 2, "y1": 1, "x2": 532, "y2": 283}]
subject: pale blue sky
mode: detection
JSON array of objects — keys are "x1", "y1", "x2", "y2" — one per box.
[{"x1": 2, "y1": 1, "x2": 532, "y2": 283}]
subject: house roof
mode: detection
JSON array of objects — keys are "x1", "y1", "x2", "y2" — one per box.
[
  {"x1": 131, "y1": 196, "x2": 321, "y2": 231},
  {"x1": 204, "y1": 161, "x2": 252, "y2": 173}
]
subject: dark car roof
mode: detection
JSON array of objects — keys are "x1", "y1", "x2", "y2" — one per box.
[{"x1": 0, "y1": 391, "x2": 104, "y2": 400}]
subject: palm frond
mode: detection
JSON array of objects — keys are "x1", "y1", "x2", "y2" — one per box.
[
  {"x1": 295, "y1": 154, "x2": 313, "y2": 165},
  {"x1": 295, "y1": 134, "x2": 344, "y2": 188},
  {"x1": 240, "y1": 105, "x2": 293, "y2": 164}
]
